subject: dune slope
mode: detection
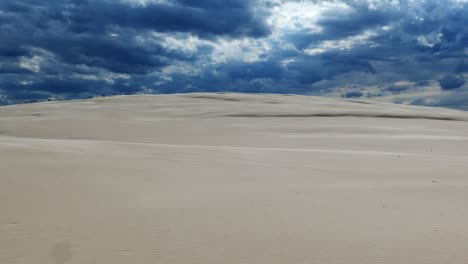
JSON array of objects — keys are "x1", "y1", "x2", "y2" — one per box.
[{"x1": 2, "y1": 93, "x2": 468, "y2": 264}]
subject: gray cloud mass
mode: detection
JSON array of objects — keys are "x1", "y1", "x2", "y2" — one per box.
[{"x1": 0, "y1": 0, "x2": 467, "y2": 109}]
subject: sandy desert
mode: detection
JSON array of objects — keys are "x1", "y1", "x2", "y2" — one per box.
[{"x1": 2, "y1": 93, "x2": 468, "y2": 264}]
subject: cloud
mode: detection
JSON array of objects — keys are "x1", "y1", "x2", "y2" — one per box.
[
  {"x1": 3, "y1": 0, "x2": 270, "y2": 37},
  {"x1": 0, "y1": 0, "x2": 467, "y2": 110},
  {"x1": 439, "y1": 75, "x2": 466, "y2": 90},
  {"x1": 342, "y1": 90, "x2": 364, "y2": 98}
]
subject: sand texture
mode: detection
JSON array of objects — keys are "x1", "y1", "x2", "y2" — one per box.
[{"x1": 2, "y1": 93, "x2": 468, "y2": 264}]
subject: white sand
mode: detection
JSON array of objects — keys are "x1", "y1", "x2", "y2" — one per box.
[{"x1": 1, "y1": 93, "x2": 468, "y2": 264}]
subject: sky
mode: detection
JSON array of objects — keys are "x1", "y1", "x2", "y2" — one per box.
[{"x1": 1, "y1": 0, "x2": 467, "y2": 109}]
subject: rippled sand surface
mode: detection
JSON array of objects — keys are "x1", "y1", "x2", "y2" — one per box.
[{"x1": 2, "y1": 93, "x2": 468, "y2": 264}]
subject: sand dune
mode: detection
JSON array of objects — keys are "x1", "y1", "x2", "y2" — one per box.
[{"x1": 2, "y1": 93, "x2": 468, "y2": 264}]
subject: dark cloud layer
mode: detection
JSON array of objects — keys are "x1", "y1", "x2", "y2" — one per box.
[
  {"x1": 0, "y1": 0, "x2": 467, "y2": 109},
  {"x1": 439, "y1": 75, "x2": 466, "y2": 90}
]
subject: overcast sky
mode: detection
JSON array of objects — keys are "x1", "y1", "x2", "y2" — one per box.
[{"x1": 1, "y1": 0, "x2": 467, "y2": 109}]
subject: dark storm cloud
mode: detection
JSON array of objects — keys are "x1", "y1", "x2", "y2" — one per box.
[
  {"x1": 0, "y1": 47, "x2": 31, "y2": 58},
  {"x1": 0, "y1": 0, "x2": 271, "y2": 103},
  {"x1": 439, "y1": 75, "x2": 466, "y2": 90},
  {"x1": 0, "y1": 0, "x2": 268, "y2": 69},
  {"x1": 276, "y1": 0, "x2": 468, "y2": 108},
  {"x1": 0, "y1": 0, "x2": 467, "y2": 110},
  {"x1": 66, "y1": 2, "x2": 268, "y2": 38},
  {"x1": 1, "y1": 0, "x2": 270, "y2": 37}
]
